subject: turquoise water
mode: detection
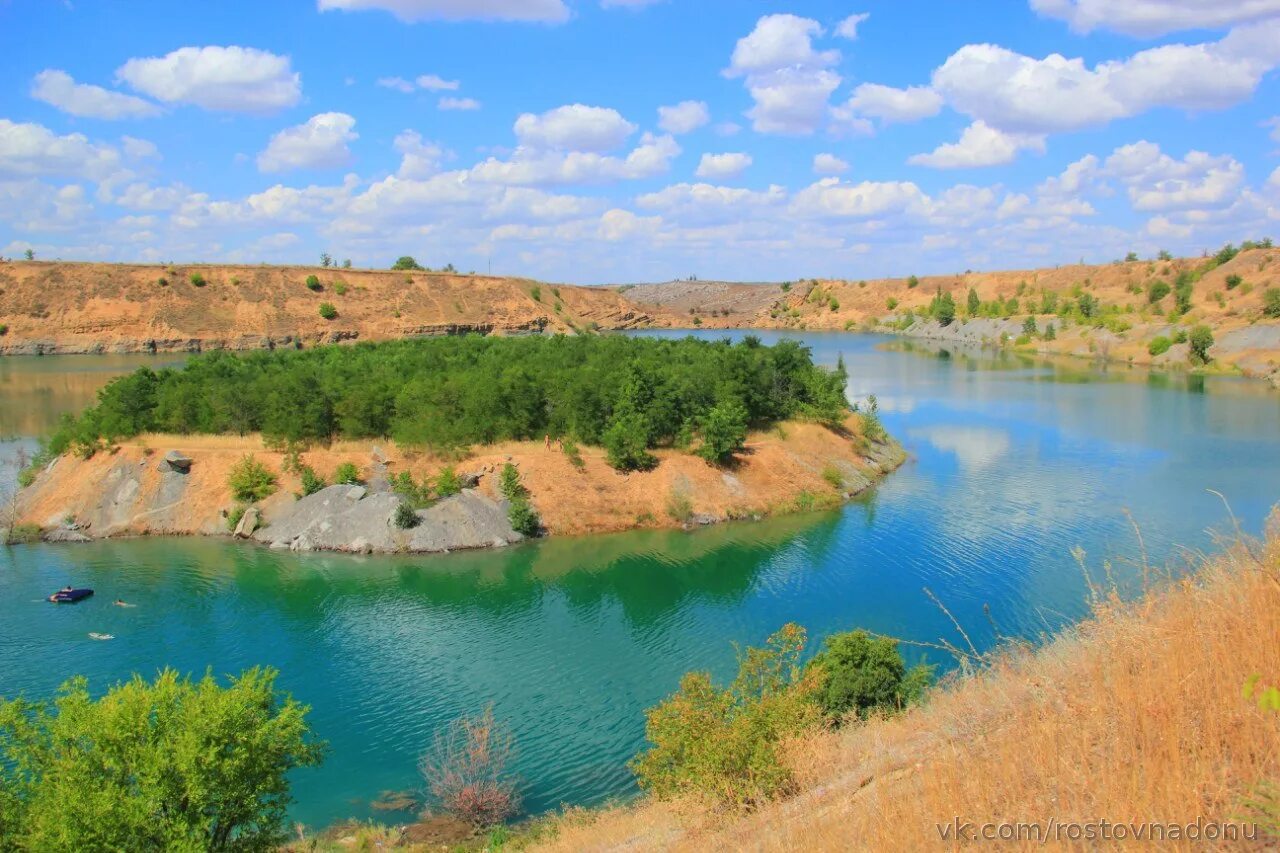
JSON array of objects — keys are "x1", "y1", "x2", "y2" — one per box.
[{"x1": 1, "y1": 334, "x2": 1278, "y2": 828}]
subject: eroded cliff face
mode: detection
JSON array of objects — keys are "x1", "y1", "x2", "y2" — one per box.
[
  {"x1": 12, "y1": 417, "x2": 903, "y2": 555},
  {"x1": 0, "y1": 261, "x2": 671, "y2": 355}
]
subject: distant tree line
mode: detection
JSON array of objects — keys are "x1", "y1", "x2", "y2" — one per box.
[{"x1": 44, "y1": 335, "x2": 850, "y2": 471}]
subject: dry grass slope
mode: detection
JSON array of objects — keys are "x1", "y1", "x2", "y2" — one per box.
[{"x1": 532, "y1": 515, "x2": 1280, "y2": 851}]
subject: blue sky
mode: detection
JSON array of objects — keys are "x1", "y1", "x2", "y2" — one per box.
[{"x1": 1, "y1": 0, "x2": 1278, "y2": 283}]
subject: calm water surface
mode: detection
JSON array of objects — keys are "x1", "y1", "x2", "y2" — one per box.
[{"x1": 1, "y1": 334, "x2": 1278, "y2": 827}]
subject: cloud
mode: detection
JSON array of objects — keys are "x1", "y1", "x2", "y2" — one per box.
[
  {"x1": 121, "y1": 136, "x2": 160, "y2": 160},
  {"x1": 31, "y1": 70, "x2": 160, "y2": 120},
  {"x1": 394, "y1": 130, "x2": 448, "y2": 179},
  {"x1": 116, "y1": 46, "x2": 301, "y2": 113},
  {"x1": 695, "y1": 152, "x2": 752, "y2": 180},
  {"x1": 0, "y1": 120, "x2": 123, "y2": 181},
  {"x1": 257, "y1": 113, "x2": 358, "y2": 173},
  {"x1": 470, "y1": 133, "x2": 679, "y2": 186},
  {"x1": 1264, "y1": 116, "x2": 1280, "y2": 142},
  {"x1": 376, "y1": 76, "x2": 416, "y2": 93},
  {"x1": 657, "y1": 100, "x2": 710, "y2": 134},
  {"x1": 417, "y1": 74, "x2": 460, "y2": 91},
  {"x1": 813, "y1": 153, "x2": 849, "y2": 175},
  {"x1": 725, "y1": 14, "x2": 844, "y2": 135},
  {"x1": 790, "y1": 177, "x2": 928, "y2": 220},
  {"x1": 1102, "y1": 141, "x2": 1244, "y2": 211},
  {"x1": 843, "y1": 83, "x2": 943, "y2": 124},
  {"x1": 439, "y1": 96, "x2": 481, "y2": 110},
  {"x1": 514, "y1": 104, "x2": 636, "y2": 151},
  {"x1": 834, "y1": 12, "x2": 870, "y2": 40},
  {"x1": 908, "y1": 121, "x2": 1046, "y2": 168},
  {"x1": 932, "y1": 22, "x2": 1280, "y2": 135},
  {"x1": 317, "y1": 0, "x2": 570, "y2": 22},
  {"x1": 1029, "y1": 0, "x2": 1280, "y2": 36}
]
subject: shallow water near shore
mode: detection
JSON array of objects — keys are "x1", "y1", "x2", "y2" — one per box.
[{"x1": 1, "y1": 332, "x2": 1278, "y2": 828}]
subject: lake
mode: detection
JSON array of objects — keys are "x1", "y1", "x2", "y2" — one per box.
[{"x1": 1, "y1": 333, "x2": 1278, "y2": 829}]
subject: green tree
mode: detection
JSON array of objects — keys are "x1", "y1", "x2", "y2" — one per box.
[
  {"x1": 320, "y1": 253, "x2": 332, "y2": 268},
  {"x1": 1022, "y1": 316, "x2": 1038, "y2": 336},
  {"x1": 0, "y1": 668, "x2": 323, "y2": 851},
  {"x1": 696, "y1": 399, "x2": 749, "y2": 466},
  {"x1": 966, "y1": 288, "x2": 980, "y2": 316},
  {"x1": 1157, "y1": 249, "x2": 1172, "y2": 261},
  {"x1": 299, "y1": 465, "x2": 326, "y2": 496},
  {"x1": 318, "y1": 302, "x2": 338, "y2": 320},
  {"x1": 434, "y1": 466, "x2": 462, "y2": 497},
  {"x1": 807, "y1": 630, "x2": 932, "y2": 723},
  {"x1": 228, "y1": 455, "x2": 277, "y2": 502},
  {"x1": 630, "y1": 624, "x2": 823, "y2": 808},
  {"x1": 1189, "y1": 324, "x2": 1214, "y2": 364},
  {"x1": 1077, "y1": 293, "x2": 1098, "y2": 318},
  {"x1": 392, "y1": 256, "x2": 424, "y2": 271},
  {"x1": 1043, "y1": 322, "x2": 1057, "y2": 341},
  {"x1": 1147, "y1": 279, "x2": 1171, "y2": 303},
  {"x1": 23, "y1": 248, "x2": 34, "y2": 261},
  {"x1": 603, "y1": 410, "x2": 656, "y2": 471},
  {"x1": 906, "y1": 275, "x2": 919, "y2": 289},
  {"x1": 933, "y1": 291, "x2": 956, "y2": 326}
]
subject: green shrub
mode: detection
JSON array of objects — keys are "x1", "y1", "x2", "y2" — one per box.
[
  {"x1": 821, "y1": 465, "x2": 843, "y2": 491},
  {"x1": 499, "y1": 463, "x2": 527, "y2": 501},
  {"x1": 1171, "y1": 328, "x2": 1188, "y2": 344},
  {"x1": 299, "y1": 465, "x2": 326, "y2": 496},
  {"x1": 156, "y1": 278, "x2": 168, "y2": 287},
  {"x1": 392, "y1": 256, "x2": 424, "y2": 271},
  {"x1": 1043, "y1": 323, "x2": 1056, "y2": 341},
  {"x1": 859, "y1": 394, "x2": 886, "y2": 444},
  {"x1": 4, "y1": 523, "x2": 43, "y2": 545},
  {"x1": 1147, "y1": 336, "x2": 1172, "y2": 357},
  {"x1": 1189, "y1": 325, "x2": 1214, "y2": 364},
  {"x1": 507, "y1": 499, "x2": 541, "y2": 537},
  {"x1": 1147, "y1": 279, "x2": 1170, "y2": 303},
  {"x1": 0, "y1": 668, "x2": 323, "y2": 850},
  {"x1": 666, "y1": 490, "x2": 693, "y2": 522},
  {"x1": 630, "y1": 624, "x2": 824, "y2": 808},
  {"x1": 906, "y1": 275, "x2": 919, "y2": 289},
  {"x1": 1225, "y1": 274, "x2": 1242, "y2": 291},
  {"x1": 318, "y1": 302, "x2": 338, "y2": 320},
  {"x1": 334, "y1": 282, "x2": 348, "y2": 295},
  {"x1": 334, "y1": 462, "x2": 361, "y2": 485},
  {"x1": 603, "y1": 411, "x2": 656, "y2": 471},
  {"x1": 1022, "y1": 316, "x2": 1038, "y2": 336},
  {"x1": 696, "y1": 400, "x2": 748, "y2": 466},
  {"x1": 530, "y1": 285, "x2": 542, "y2": 302},
  {"x1": 886, "y1": 297, "x2": 898, "y2": 310},
  {"x1": 305, "y1": 275, "x2": 322, "y2": 292},
  {"x1": 1264, "y1": 288, "x2": 1280, "y2": 319},
  {"x1": 226, "y1": 505, "x2": 246, "y2": 533},
  {"x1": 394, "y1": 501, "x2": 419, "y2": 529},
  {"x1": 807, "y1": 630, "x2": 932, "y2": 724},
  {"x1": 228, "y1": 455, "x2": 277, "y2": 502},
  {"x1": 434, "y1": 466, "x2": 462, "y2": 497},
  {"x1": 189, "y1": 273, "x2": 206, "y2": 287}
]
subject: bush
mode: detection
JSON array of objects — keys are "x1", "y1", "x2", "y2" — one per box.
[
  {"x1": 334, "y1": 462, "x2": 361, "y2": 485},
  {"x1": 630, "y1": 624, "x2": 824, "y2": 808},
  {"x1": 434, "y1": 466, "x2": 462, "y2": 497},
  {"x1": 906, "y1": 275, "x2": 919, "y2": 289},
  {"x1": 821, "y1": 465, "x2": 843, "y2": 491},
  {"x1": 1147, "y1": 336, "x2": 1172, "y2": 357},
  {"x1": 1189, "y1": 325, "x2": 1214, "y2": 364},
  {"x1": 859, "y1": 394, "x2": 885, "y2": 444},
  {"x1": 419, "y1": 706, "x2": 521, "y2": 827},
  {"x1": 318, "y1": 302, "x2": 338, "y2": 320},
  {"x1": 0, "y1": 324, "x2": 7, "y2": 336},
  {"x1": 189, "y1": 273, "x2": 206, "y2": 287},
  {"x1": 226, "y1": 505, "x2": 245, "y2": 533},
  {"x1": 1264, "y1": 288, "x2": 1280, "y2": 319},
  {"x1": 334, "y1": 281, "x2": 348, "y2": 295},
  {"x1": 603, "y1": 411, "x2": 656, "y2": 471},
  {"x1": 1147, "y1": 279, "x2": 1171, "y2": 303},
  {"x1": 1043, "y1": 322, "x2": 1056, "y2": 341},
  {"x1": 529, "y1": 285, "x2": 542, "y2": 302},
  {"x1": 807, "y1": 630, "x2": 932, "y2": 723},
  {"x1": 1172, "y1": 328, "x2": 1188, "y2": 344},
  {"x1": 299, "y1": 465, "x2": 326, "y2": 496},
  {"x1": 305, "y1": 275, "x2": 322, "y2": 292},
  {"x1": 0, "y1": 668, "x2": 323, "y2": 850},
  {"x1": 696, "y1": 400, "x2": 749, "y2": 466},
  {"x1": 666, "y1": 489, "x2": 693, "y2": 522},
  {"x1": 1225, "y1": 274, "x2": 1242, "y2": 291},
  {"x1": 394, "y1": 501, "x2": 419, "y2": 529},
  {"x1": 392, "y1": 256, "x2": 424, "y2": 271},
  {"x1": 228, "y1": 455, "x2": 277, "y2": 502},
  {"x1": 507, "y1": 500, "x2": 541, "y2": 537},
  {"x1": 4, "y1": 523, "x2": 43, "y2": 545}
]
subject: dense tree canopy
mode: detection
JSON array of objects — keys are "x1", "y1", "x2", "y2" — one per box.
[{"x1": 49, "y1": 334, "x2": 850, "y2": 470}]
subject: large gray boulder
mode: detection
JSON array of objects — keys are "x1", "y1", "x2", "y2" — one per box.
[{"x1": 160, "y1": 451, "x2": 193, "y2": 473}]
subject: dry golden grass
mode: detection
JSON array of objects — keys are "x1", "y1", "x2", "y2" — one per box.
[{"x1": 531, "y1": 515, "x2": 1280, "y2": 851}]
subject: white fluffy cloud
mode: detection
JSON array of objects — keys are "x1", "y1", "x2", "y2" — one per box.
[
  {"x1": 257, "y1": 113, "x2": 358, "y2": 173},
  {"x1": 657, "y1": 100, "x2": 710, "y2": 134},
  {"x1": 695, "y1": 152, "x2": 752, "y2": 180},
  {"x1": 317, "y1": 0, "x2": 570, "y2": 22},
  {"x1": 116, "y1": 46, "x2": 301, "y2": 113},
  {"x1": 470, "y1": 133, "x2": 678, "y2": 186},
  {"x1": 790, "y1": 178, "x2": 928, "y2": 220},
  {"x1": 0, "y1": 120, "x2": 122, "y2": 182},
  {"x1": 835, "y1": 12, "x2": 870, "y2": 39},
  {"x1": 417, "y1": 74, "x2": 460, "y2": 90},
  {"x1": 726, "y1": 14, "x2": 842, "y2": 135},
  {"x1": 1030, "y1": 0, "x2": 1280, "y2": 36},
  {"x1": 31, "y1": 70, "x2": 160, "y2": 120},
  {"x1": 394, "y1": 131, "x2": 447, "y2": 179},
  {"x1": 909, "y1": 121, "x2": 1046, "y2": 168},
  {"x1": 514, "y1": 104, "x2": 637, "y2": 151},
  {"x1": 932, "y1": 22, "x2": 1280, "y2": 135},
  {"x1": 813, "y1": 153, "x2": 850, "y2": 175},
  {"x1": 1103, "y1": 141, "x2": 1244, "y2": 211},
  {"x1": 843, "y1": 83, "x2": 943, "y2": 124}
]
